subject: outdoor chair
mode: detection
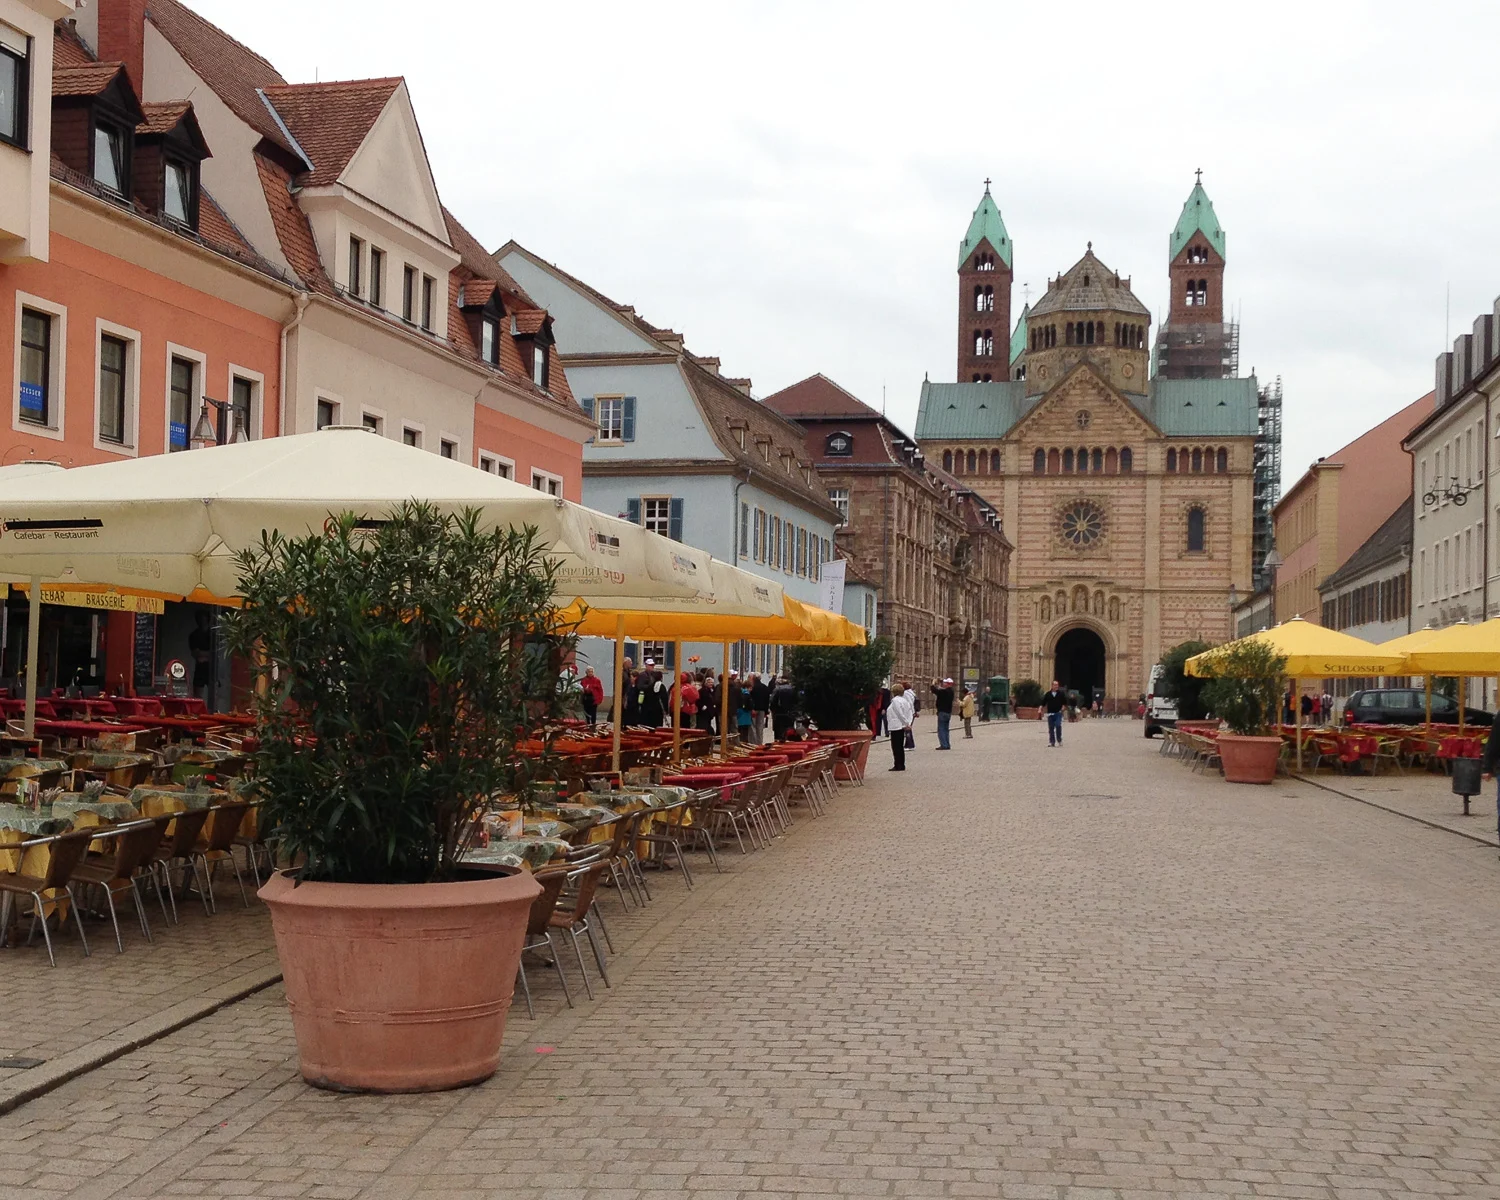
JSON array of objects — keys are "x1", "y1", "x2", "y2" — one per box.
[
  {"x1": 785, "y1": 758, "x2": 828, "y2": 817},
  {"x1": 232, "y1": 800, "x2": 271, "y2": 889},
  {"x1": 71, "y1": 818, "x2": 172, "y2": 953},
  {"x1": 711, "y1": 779, "x2": 764, "y2": 855},
  {"x1": 548, "y1": 859, "x2": 612, "y2": 1001},
  {"x1": 1372, "y1": 736, "x2": 1404, "y2": 775},
  {"x1": 149, "y1": 806, "x2": 212, "y2": 923},
  {"x1": 515, "y1": 865, "x2": 573, "y2": 1019},
  {"x1": 189, "y1": 802, "x2": 252, "y2": 914},
  {"x1": 601, "y1": 809, "x2": 646, "y2": 910},
  {"x1": 0, "y1": 827, "x2": 94, "y2": 966},
  {"x1": 638, "y1": 798, "x2": 694, "y2": 890},
  {"x1": 833, "y1": 739, "x2": 864, "y2": 785}
]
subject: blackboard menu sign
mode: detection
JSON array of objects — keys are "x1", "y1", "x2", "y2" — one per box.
[{"x1": 132, "y1": 612, "x2": 157, "y2": 693}]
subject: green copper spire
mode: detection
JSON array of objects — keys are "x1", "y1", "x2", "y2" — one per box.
[
  {"x1": 1169, "y1": 170, "x2": 1226, "y2": 259},
  {"x1": 958, "y1": 180, "x2": 1012, "y2": 269},
  {"x1": 1009, "y1": 303, "x2": 1029, "y2": 366}
]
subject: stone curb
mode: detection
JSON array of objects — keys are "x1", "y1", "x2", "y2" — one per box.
[
  {"x1": 1293, "y1": 774, "x2": 1500, "y2": 848},
  {"x1": 0, "y1": 962, "x2": 283, "y2": 1116}
]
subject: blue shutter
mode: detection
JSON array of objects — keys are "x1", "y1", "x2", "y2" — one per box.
[
  {"x1": 579, "y1": 396, "x2": 595, "y2": 444},
  {"x1": 622, "y1": 396, "x2": 637, "y2": 442},
  {"x1": 626, "y1": 497, "x2": 641, "y2": 525},
  {"x1": 668, "y1": 497, "x2": 684, "y2": 542}
]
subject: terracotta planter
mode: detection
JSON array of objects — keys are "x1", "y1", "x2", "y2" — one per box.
[
  {"x1": 259, "y1": 868, "x2": 540, "y2": 1093},
  {"x1": 1217, "y1": 733, "x2": 1282, "y2": 784},
  {"x1": 820, "y1": 729, "x2": 873, "y2": 780},
  {"x1": 1014, "y1": 706, "x2": 1041, "y2": 720}
]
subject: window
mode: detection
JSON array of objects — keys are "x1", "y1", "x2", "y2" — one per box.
[
  {"x1": 231, "y1": 375, "x2": 255, "y2": 441},
  {"x1": 479, "y1": 453, "x2": 514, "y2": 480},
  {"x1": 165, "y1": 356, "x2": 196, "y2": 451},
  {"x1": 595, "y1": 396, "x2": 624, "y2": 441},
  {"x1": 1120, "y1": 448, "x2": 1132, "y2": 472},
  {"x1": 991, "y1": 449, "x2": 1001, "y2": 473},
  {"x1": 402, "y1": 427, "x2": 420, "y2": 447},
  {"x1": 642, "y1": 497, "x2": 672, "y2": 535},
  {"x1": 163, "y1": 159, "x2": 193, "y2": 225},
  {"x1": 829, "y1": 487, "x2": 849, "y2": 525},
  {"x1": 773, "y1": 516, "x2": 783, "y2": 569},
  {"x1": 739, "y1": 502, "x2": 750, "y2": 558},
  {"x1": 368, "y1": 247, "x2": 384, "y2": 309},
  {"x1": 316, "y1": 398, "x2": 336, "y2": 429},
  {"x1": 943, "y1": 450, "x2": 953, "y2": 472},
  {"x1": 1216, "y1": 448, "x2": 1228, "y2": 472},
  {"x1": 99, "y1": 334, "x2": 129, "y2": 444},
  {"x1": 1191, "y1": 448, "x2": 1203, "y2": 473},
  {"x1": 480, "y1": 316, "x2": 498, "y2": 365},
  {"x1": 362, "y1": 412, "x2": 381, "y2": 434},
  {"x1": 967, "y1": 449, "x2": 977, "y2": 473},
  {"x1": 440, "y1": 439, "x2": 457, "y2": 460},
  {"x1": 796, "y1": 527, "x2": 807, "y2": 576},
  {"x1": 824, "y1": 431, "x2": 853, "y2": 457},
  {"x1": 1167, "y1": 448, "x2": 1177, "y2": 472},
  {"x1": 18, "y1": 307, "x2": 49, "y2": 426},
  {"x1": 402, "y1": 265, "x2": 416, "y2": 322},
  {"x1": 92, "y1": 121, "x2": 127, "y2": 193},
  {"x1": 532, "y1": 470, "x2": 562, "y2": 497},
  {"x1": 531, "y1": 343, "x2": 549, "y2": 390},
  {"x1": 1033, "y1": 449, "x2": 1045, "y2": 474},
  {"x1": 421, "y1": 275, "x2": 436, "y2": 332},
  {"x1": 0, "y1": 31, "x2": 28, "y2": 149},
  {"x1": 753, "y1": 508, "x2": 765, "y2": 562},
  {"x1": 348, "y1": 236, "x2": 363, "y2": 299},
  {"x1": 1187, "y1": 507, "x2": 1206, "y2": 553}
]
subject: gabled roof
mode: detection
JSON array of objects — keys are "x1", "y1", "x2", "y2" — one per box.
[
  {"x1": 254, "y1": 153, "x2": 332, "y2": 294},
  {"x1": 1029, "y1": 248, "x2": 1150, "y2": 318},
  {"x1": 1170, "y1": 179, "x2": 1226, "y2": 260},
  {"x1": 1319, "y1": 499, "x2": 1412, "y2": 594},
  {"x1": 137, "y1": 102, "x2": 210, "y2": 159},
  {"x1": 442, "y1": 210, "x2": 537, "y2": 308},
  {"x1": 761, "y1": 374, "x2": 878, "y2": 420},
  {"x1": 958, "y1": 184, "x2": 1012, "y2": 269},
  {"x1": 261, "y1": 79, "x2": 401, "y2": 188},
  {"x1": 1009, "y1": 304, "x2": 1029, "y2": 366},
  {"x1": 53, "y1": 20, "x2": 94, "y2": 69},
  {"x1": 53, "y1": 61, "x2": 129, "y2": 99},
  {"x1": 916, "y1": 381, "x2": 1033, "y2": 440},
  {"x1": 145, "y1": 0, "x2": 300, "y2": 161}
]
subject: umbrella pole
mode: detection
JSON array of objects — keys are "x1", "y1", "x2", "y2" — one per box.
[
  {"x1": 1295, "y1": 677, "x2": 1302, "y2": 772},
  {"x1": 610, "y1": 615, "x2": 625, "y2": 774},
  {"x1": 1460, "y1": 676, "x2": 1467, "y2": 735},
  {"x1": 720, "y1": 641, "x2": 731, "y2": 759},
  {"x1": 22, "y1": 575, "x2": 41, "y2": 741},
  {"x1": 672, "y1": 639, "x2": 683, "y2": 765},
  {"x1": 1425, "y1": 677, "x2": 1432, "y2": 732}
]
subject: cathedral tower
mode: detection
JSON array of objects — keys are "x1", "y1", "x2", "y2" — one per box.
[
  {"x1": 1021, "y1": 247, "x2": 1150, "y2": 397},
  {"x1": 957, "y1": 182, "x2": 1013, "y2": 382},
  {"x1": 1156, "y1": 172, "x2": 1235, "y2": 379}
]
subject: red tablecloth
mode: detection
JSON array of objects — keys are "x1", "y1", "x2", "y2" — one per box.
[
  {"x1": 107, "y1": 697, "x2": 164, "y2": 717},
  {"x1": 1438, "y1": 736, "x2": 1484, "y2": 759},
  {"x1": 663, "y1": 772, "x2": 740, "y2": 788},
  {"x1": 160, "y1": 696, "x2": 208, "y2": 716},
  {"x1": 51, "y1": 698, "x2": 119, "y2": 719},
  {"x1": 30, "y1": 719, "x2": 147, "y2": 739},
  {"x1": 0, "y1": 698, "x2": 57, "y2": 719}
]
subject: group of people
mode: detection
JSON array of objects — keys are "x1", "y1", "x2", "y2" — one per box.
[
  {"x1": 1284, "y1": 689, "x2": 1336, "y2": 725},
  {"x1": 574, "y1": 660, "x2": 802, "y2": 742},
  {"x1": 873, "y1": 676, "x2": 980, "y2": 771}
]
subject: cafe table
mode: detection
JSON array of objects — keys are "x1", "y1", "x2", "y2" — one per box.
[
  {"x1": 462, "y1": 837, "x2": 570, "y2": 871},
  {"x1": 160, "y1": 697, "x2": 208, "y2": 717}
]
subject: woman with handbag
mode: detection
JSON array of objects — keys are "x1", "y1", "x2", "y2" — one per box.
[{"x1": 885, "y1": 683, "x2": 916, "y2": 772}]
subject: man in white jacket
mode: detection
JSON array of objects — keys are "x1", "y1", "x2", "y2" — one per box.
[{"x1": 885, "y1": 682, "x2": 916, "y2": 772}]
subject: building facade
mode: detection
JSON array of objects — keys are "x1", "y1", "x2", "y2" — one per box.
[
  {"x1": 916, "y1": 180, "x2": 1262, "y2": 705},
  {"x1": 763, "y1": 373, "x2": 1011, "y2": 685},
  {"x1": 1317, "y1": 499, "x2": 1412, "y2": 697},
  {"x1": 494, "y1": 243, "x2": 843, "y2": 691}
]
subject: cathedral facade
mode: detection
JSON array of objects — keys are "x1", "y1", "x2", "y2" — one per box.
[{"x1": 915, "y1": 179, "x2": 1258, "y2": 705}]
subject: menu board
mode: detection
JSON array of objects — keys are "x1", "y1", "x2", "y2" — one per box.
[{"x1": 132, "y1": 612, "x2": 157, "y2": 693}]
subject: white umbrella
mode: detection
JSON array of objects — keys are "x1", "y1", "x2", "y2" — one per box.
[{"x1": 0, "y1": 428, "x2": 712, "y2": 602}]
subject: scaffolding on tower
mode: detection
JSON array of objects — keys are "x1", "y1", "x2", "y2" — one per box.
[{"x1": 1253, "y1": 377, "x2": 1283, "y2": 592}]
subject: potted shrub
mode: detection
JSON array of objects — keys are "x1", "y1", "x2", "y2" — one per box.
[
  {"x1": 227, "y1": 504, "x2": 573, "y2": 1093},
  {"x1": 784, "y1": 637, "x2": 895, "y2": 779},
  {"x1": 1200, "y1": 640, "x2": 1287, "y2": 784},
  {"x1": 1012, "y1": 678, "x2": 1044, "y2": 720}
]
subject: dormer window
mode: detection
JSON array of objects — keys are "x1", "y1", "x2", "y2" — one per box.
[
  {"x1": 93, "y1": 121, "x2": 127, "y2": 193},
  {"x1": 481, "y1": 316, "x2": 499, "y2": 365},
  {"x1": 825, "y1": 431, "x2": 853, "y2": 457},
  {"x1": 531, "y1": 342, "x2": 548, "y2": 389},
  {"x1": 163, "y1": 158, "x2": 192, "y2": 223}
]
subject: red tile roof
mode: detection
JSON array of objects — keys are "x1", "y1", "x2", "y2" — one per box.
[
  {"x1": 442, "y1": 208, "x2": 538, "y2": 308},
  {"x1": 53, "y1": 61, "x2": 126, "y2": 99},
  {"x1": 763, "y1": 373, "x2": 879, "y2": 420},
  {"x1": 510, "y1": 310, "x2": 546, "y2": 336},
  {"x1": 144, "y1": 0, "x2": 297, "y2": 159},
  {"x1": 254, "y1": 153, "x2": 332, "y2": 294},
  {"x1": 458, "y1": 279, "x2": 498, "y2": 308},
  {"x1": 261, "y1": 79, "x2": 401, "y2": 187},
  {"x1": 53, "y1": 20, "x2": 94, "y2": 68},
  {"x1": 136, "y1": 99, "x2": 198, "y2": 140}
]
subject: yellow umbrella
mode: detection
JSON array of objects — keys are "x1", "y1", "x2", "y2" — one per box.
[
  {"x1": 1378, "y1": 624, "x2": 1443, "y2": 729},
  {"x1": 1398, "y1": 618, "x2": 1500, "y2": 675},
  {"x1": 1185, "y1": 617, "x2": 1405, "y2": 679}
]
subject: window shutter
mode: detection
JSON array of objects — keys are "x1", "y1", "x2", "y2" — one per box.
[
  {"x1": 669, "y1": 497, "x2": 684, "y2": 542},
  {"x1": 626, "y1": 497, "x2": 641, "y2": 526},
  {"x1": 579, "y1": 396, "x2": 595, "y2": 444},
  {"x1": 622, "y1": 396, "x2": 637, "y2": 442}
]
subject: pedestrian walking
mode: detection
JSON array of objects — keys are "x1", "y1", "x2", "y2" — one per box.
[
  {"x1": 736, "y1": 675, "x2": 754, "y2": 744},
  {"x1": 749, "y1": 673, "x2": 770, "y2": 744},
  {"x1": 1042, "y1": 679, "x2": 1068, "y2": 747},
  {"x1": 960, "y1": 687, "x2": 976, "y2": 738},
  {"x1": 679, "y1": 671, "x2": 699, "y2": 729},
  {"x1": 1322, "y1": 690, "x2": 1335, "y2": 725},
  {"x1": 622, "y1": 669, "x2": 641, "y2": 726},
  {"x1": 638, "y1": 660, "x2": 669, "y2": 728},
  {"x1": 579, "y1": 666, "x2": 604, "y2": 727},
  {"x1": 886, "y1": 683, "x2": 916, "y2": 771},
  {"x1": 696, "y1": 672, "x2": 717, "y2": 732},
  {"x1": 931, "y1": 677, "x2": 955, "y2": 750},
  {"x1": 869, "y1": 684, "x2": 891, "y2": 738}
]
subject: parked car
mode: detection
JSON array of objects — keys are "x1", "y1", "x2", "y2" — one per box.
[
  {"x1": 1143, "y1": 663, "x2": 1178, "y2": 737},
  {"x1": 1342, "y1": 688, "x2": 1494, "y2": 727}
]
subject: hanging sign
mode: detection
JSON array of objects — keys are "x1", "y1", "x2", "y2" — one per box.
[{"x1": 17, "y1": 585, "x2": 165, "y2": 614}]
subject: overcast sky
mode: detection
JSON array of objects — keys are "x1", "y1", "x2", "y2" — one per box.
[{"x1": 197, "y1": 0, "x2": 1500, "y2": 492}]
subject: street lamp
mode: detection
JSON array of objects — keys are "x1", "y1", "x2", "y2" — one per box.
[
  {"x1": 189, "y1": 399, "x2": 251, "y2": 450},
  {"x1": 1263, "y1": 547, "x2": 1283, "y2": 626}
]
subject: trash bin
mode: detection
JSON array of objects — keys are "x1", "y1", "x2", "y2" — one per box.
[{"x1": 1451, "y1": 756, "x2": 1483, "y2": 816}]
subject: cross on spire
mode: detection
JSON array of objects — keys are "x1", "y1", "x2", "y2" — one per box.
[
  {"x1": 983, "y1": 177, "x2": 992, "y2": 192},
  {"x1": 1195, "y1": 167, "x2": 1203, "y2": 185}
]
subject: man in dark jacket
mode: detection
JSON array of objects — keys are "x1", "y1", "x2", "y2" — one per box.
[
  {"x1": 697, "y1": 674, "x2": 718, "y2": 732},
  {"x1": 638, "y1": 661, "x2": 668, "y2": 727},
  {"x1": 770, "y1": 678, "x2": 798, "y2": 741},
  {"x1": 1042, "y1": 680, "x2": 1068, "y2": 747},
  {"x1": 930, "y1": 677, "x2": 955, "y2": 750},
  {"x1": 749, "y1": 673, "x2": 771, "y2": 744}
]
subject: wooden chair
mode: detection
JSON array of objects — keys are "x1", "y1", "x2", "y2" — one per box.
[{"x1": 0, "y1": 828, "x2": 94, "y2": 965}]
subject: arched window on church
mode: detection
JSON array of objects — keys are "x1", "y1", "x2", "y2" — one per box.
[
  {"x1": 974, "y1": 286, "x2": 984, "y2": 313},
  {"x1": 967, "y1": 449, "x2": 977, "y2": 473},
  {"x1": 1092, "y1": 448, "x2": 1103, "y2": 472},
  {"x1": 1120, "y1": 447, "x2": 1133, "y2": 472},
  {"x1": 1191, "y1": 448, "x2": 1203, "y2": 473},
  {"x1": 981, "y1": 373, "x2": 992, "y2": 382},
  {"x1": 977, "y1": 450, "x2": 988, "y2": 475},
  {"x1": 1217, "y1": 448, "x2": 1228, "y2": 473},
  {"x1": 1205, "y1": 447, "x2": 1216, "y2": 474},
  {"x1": 984, "y1": 330, "x2": 994, "y2": 356},
  {"x1": 1187, "y1": 507, "x2": 1206, "y2": 553},
  {"x1": 943, "y1": 450, "x2": 953, "y2": 472},
  {"x1": 1195, "y1": 280, "x2": 1208, "y2": 306},
  {"x1": 1167, "y1": 448, "x2": 1178, "y2": 472},
  {"x1": 1085, "y1": 322, "x2": 1095, "y2": 345},
  {"x1": 1034, "y1": 449, "x2": 1046, "y2": 474},
  {"x1": 991, "y1": 449, "x2": 1001, "y2": 474},
  {"x1": 984, "y1": 285, "x2": 994, "y2": 312},
  {"x1": 1075, "y1": 446, "x2": 1087, "y2": 473},
  {"x1": 1096, "y1": 321, "x2": 1105, "y2": 343},
  {"x1": 1105, "y1": 447, "x2": 1118, "y2": 473},
  {"x1": 972, "y1": 374, "x2": 981, "y2": 382},
  {"x1": 1184, "y1": 281, "x2": 1197, "y2": 306},
  {"x1": 974, "y1": 331, "x2": 985, "y2": 357},
  {"x1": 1047, "y1": 448, "x2": 1060, "y2": 474},
  {"x1": 1065, "y1": 323, "x2": 1075, "y2": 346},
  {"x1": 1062, "y1": 448, "x2": 1074, "y2": 473}
]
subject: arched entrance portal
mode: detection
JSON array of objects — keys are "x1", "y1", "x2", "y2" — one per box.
[{"x1": 1053, "y1": 626, "x2": 1106, "y2": 700}]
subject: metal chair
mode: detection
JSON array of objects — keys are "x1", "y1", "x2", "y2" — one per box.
[
  {"x1": 548, "y1": 859, "x2": 612, "y2": 1001},
  {"x1": 71, "y1": 819, "x2": 171, "y2": 953},
  {"x1": 189, "y1": 802, "x2": 252, "y2": 913},
  {"x1": 149, "y1": 806, "x2": 212, "y2": 923},
  {"x1": 0, "y1": 828, "x2": 94, "y2": 966},
  {"x1": 515, "y1": 866, "x2": 573, "y2": 1018}
]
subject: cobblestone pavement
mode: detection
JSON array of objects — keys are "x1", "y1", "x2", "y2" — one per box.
[
  {"x1": 1291, "y1": 762, "x2": 1500, "y2": 847},
  {"x1": 7, "y1": 716, "x2": 1500, "y2": 1199}
]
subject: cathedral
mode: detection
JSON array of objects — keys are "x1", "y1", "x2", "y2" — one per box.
[{"x1": 915, "y1": 177, "x2": 1271, "y2": 706}]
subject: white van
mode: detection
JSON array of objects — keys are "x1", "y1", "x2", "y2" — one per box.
[{"x1": 1144, "y1": 663, "x2": 1178, "y2": 737}]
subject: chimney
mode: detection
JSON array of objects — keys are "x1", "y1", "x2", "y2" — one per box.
[{"x1": 98, "y1": 0, "x2": 148, "y2": 98}]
